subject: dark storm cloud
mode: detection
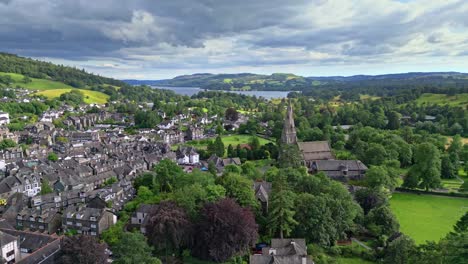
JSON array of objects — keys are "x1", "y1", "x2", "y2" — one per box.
[
  {"x1": 0, "y1": 0, "x2": 311, "y2": 58},
  {"x1": 0, "y1": 0, "x2": 467, "y2": 77}
]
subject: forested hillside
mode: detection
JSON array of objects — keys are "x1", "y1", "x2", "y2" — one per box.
[
  {"x1": 0, "y1": 52, "x2": 125, "y2": 88},
  {"x1": 128, "y1": 72, "x2": 468, "y2": 98},
  {"x1": 0, "y1": 52, "x2": 184, "y2": 102}
]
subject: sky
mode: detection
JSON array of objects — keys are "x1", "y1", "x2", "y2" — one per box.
[{"x1": 1, "y1": 0, "x2": 467, "y2": 79}]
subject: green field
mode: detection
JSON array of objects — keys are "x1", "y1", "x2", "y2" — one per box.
[
  {"x1": 415, "y1": 93, "x2": 468, "y2": 107},
  {"x1": 0, "y1": 72, "x2": 74, "y2": 90},
  {"x1": 1, "y1": 72, "x2": 110, "y2": 104},
  {"x1": 360, "y1": 94, "x2": 381, "y2": 101},
  {"x1": 34, "y1": 89, "x2": 109, "y2": 104},
  {"x1": 222, "y1": 135, "x2": 272, "y2": 146},
  {"x1": 390, "y1": 192, "x2": 468, "y2": 244},
  {"x1": 181, "y1": 135, "x2": 274, "y2": 155}
]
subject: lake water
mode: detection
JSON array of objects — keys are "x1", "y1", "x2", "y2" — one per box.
[{"x1": 152, "y1": 86, "x2": 291, "y2": 99}]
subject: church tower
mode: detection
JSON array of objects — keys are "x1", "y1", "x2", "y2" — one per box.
[{"x1": 281, "y1": 100, "x2": 297, "y2": 144}]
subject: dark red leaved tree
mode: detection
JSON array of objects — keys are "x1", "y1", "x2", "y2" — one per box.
[
  {"x1": 61, "y1": 235, "x2": 107, "y2": 264},
  {"x1": 145, "y1": 201, "x2": 192, "y2": 255},
  {"x1": 192, "y1": 198, "x2": 258, "y2": 262}
]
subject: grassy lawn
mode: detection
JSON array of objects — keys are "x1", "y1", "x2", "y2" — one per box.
[
  {"x1": 390, "y1": 192, "x2": 468, "y2": 244},
  {"x1": 222, "y1": 135, "x2": 272, "y2": 146},
  {"x1": 0, "y1": 72, "x2": 74, "y2": 90},
  {"x1": 34, "y1": 88, "x2": 109, "y2": 104},
  {"x1": 186, "y1": 135, "x2": 273, "y2": 150},
  {"x1": 441, "y1": 178, "x2": 463, "y2": 192},
  {"x1": 360, "y1": 94, "x2": 381, "y2": 101},
  {"x1": 415, "y1": 93, "x2": 468, "y2": 107}
]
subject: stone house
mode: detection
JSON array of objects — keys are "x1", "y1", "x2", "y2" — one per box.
[
  {"x1": 130, "y1": 204, "x2": 157, "y2": 234},
  {"x1": 185, "y1": 126, "x2": 203, "y2": 141},
  {"x1": 0, "y1": 230, "x2": 19, "y2": 264},
  {"x1": 250, "y1": 238, "x2": 314, "y2": 264},
  {"x1": 176, "y1": 146, "x2": 199, "y2": 165},
  {"x1": 16, "y1": 208, "x2": 62, "y2": 234},
  {"x1": 62, "y1": 205, "x2": 116, "y2": 236},
  {"x1": 309, "y1": 160, "x2": 368, "y2": 181},
  {"x1": 253, "y1": 181, "x2": 272, "y2": 215}
]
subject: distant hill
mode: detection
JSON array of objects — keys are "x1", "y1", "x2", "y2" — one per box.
[{"x1": 124, "y1": 72, "x2": 468, "y2": 92}]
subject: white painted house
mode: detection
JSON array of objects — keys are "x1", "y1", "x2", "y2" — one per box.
[
  {"x1": 176, "y1": 146, "x2": 200, "y2": 165},
  {"x1": 0, "y1": 231, "x2": 20, "y2": 264},
  {"x1": 0, "y1": 112, "x2": 10, "y2": 125}
]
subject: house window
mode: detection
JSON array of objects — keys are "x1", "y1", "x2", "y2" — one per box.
[
  {"x1": 91, "y1": 231, "x2": 96, "y2": 236},
  {"x1": 90, "y1": 216, "x2": 96, "y2": 221},
  {"x1": 76, "y1": 222, "x2": 82, "y2": 227},
  {"x1": 91, "y1": 224, "x2": 97, "y2": 228},
  {"x1": 17, "y1": 222, "x2": 22, "y2": 226},
  {"x1": 66, "y1": 221, "x2": 73, "y2": 225},
  {"x1": 6, "y1": 250, "x2": 14, "y2": 257},
  {"x1": 39, "y1": 225, "x2": 45, "y2": 229},
  {"x1": 77, "y1": 230, "x2": 82, "y2": 234}
]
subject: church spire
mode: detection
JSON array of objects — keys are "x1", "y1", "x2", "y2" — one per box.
[{"x1": 281, "y1": 100, "x2": 297, "y2": 144}]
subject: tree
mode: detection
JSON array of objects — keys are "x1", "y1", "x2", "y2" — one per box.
[
  {"x1": 365, "y1": 205, "x2": 399, "y2": 237},
  {"x1": 61, "y1": 235, "x2": 107, "y2": 264},
  {"x1": 112, "y1": 232, "x2": 161, "y2": 264},
  {"x1": 192, "y1": 198, "x2": 258, "y2": 262},
  {"x1": 145, "y1": 201, "x2": 192, "y2": 256},
  {"x1": 448, "y1": 134, "x2": 463, "y2": 155},
  {"x1": 268, "y1": 174, "x2": 297, "y2": 238},
  {"x1": 241, "y1": 161, "x2": 260, "y2": 180},
  {"x1": 22, "y1": 76, "x2": 32, "y2": 83},
  {"x1": 441, "y1": 154, "x2": 456, "y2": 179},
  {"x1": 208, "y1": 160, "x2": 217, "y2": 176},
  {"x1": 227, "y1": 144, "x2": 235, "y2": 158},
  {"x1": 354, "y1": 188, "x2": 388, "y2": 215},
  {"x1": 214, "y1": 135, "x2": 225, "y2": 157},
  {"x1": 366, "y1": 166, "x2": 390, "y2": 189},
  {"x1": 454, "y1": 211, "x2": 468, "y2": 234},
  {"x1": 383, "y1": 234, "x2": 417, "y2": 264},
  {"x1": 40, "y1": 179, "x2": 53, "y2": 195},
  {"x1": 404, "y1": 143, "x2": 441, "y2": 191},
  {"x1": 216, "y1": 173, "x2": 258, "y2": 208},
  {"x1": 225, "y1": 107, "x2": 239, "y2": 122},
  {"x1": 249, "y1": 136, "x2": 261, "y2": 151},
  {"x1": 47, "y1": 152, "x2": 58, "y2": 162},
  {"x1": 294, "y1": 172, "x2": 361, "y2": 246},
  {"x1": 387, "y1": 111, "x2": 401, "y2": 130},
  {"x1": 440, "y1": 232, "x2": 468, "y2": 264},
  {"x1": 0, "y1": 139, "x2": 16, "y2": 150},
  {"x1": 277, "y1": 143, "x2": 302, "y2": 168},
  {"x1": 364, "y1": 143, "x2": 388, "y2": 165},
  {"x1": 153, "y1": 159, "x2": 184, "y2": 192}
]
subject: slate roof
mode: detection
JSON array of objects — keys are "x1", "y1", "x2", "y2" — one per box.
[
  {"x1": 250, "y1": 239, "x2": 313, "y2": 264},
  {"x1": 0, "y1": 230, "x2": 16, "y2": 247},
  {"x1": 298, "y1": 141, "x2": 334, "y2": 161},
  {"x1": 313, "y1": 160, "x2": 367, "y2": 171},
  {"x1": 253, "y1": 181, "x2": 272, "y2": 203}
]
